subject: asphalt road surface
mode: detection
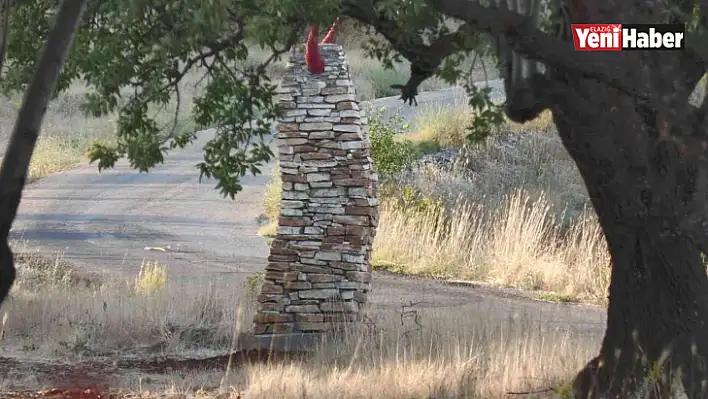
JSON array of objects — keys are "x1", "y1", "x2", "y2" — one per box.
[{"x1": 10, "y1": 80, "x2": 607, "y2": 338}]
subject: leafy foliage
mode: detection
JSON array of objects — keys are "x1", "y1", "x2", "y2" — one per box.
[
  {"x1": 2, "y1": 0, "x2": 339, "y2": 198},
  {"x1": 393, "y1": 184, "x2": 444, "y2": 215},
  {"x1": 2, "y1": 0, "x2": 502, "y2": 199},
  {"x1": 465, "y1": 85, "x2": 504, "y2": 143},
  {"x1": 348, "y1": 0, "x2": 504, "y2": 144},
  {"x1": 368, "y1": 107, "x2": 419, "y2": 179}
]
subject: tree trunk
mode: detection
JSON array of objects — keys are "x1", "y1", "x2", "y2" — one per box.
[
  {"x1": 545, "y1": 74, "x2": 708, "y2": 397},
  {"x1": 572, "y1": 209, "x2": 708, "y2": 397},
  {"x1": 0, "y1": 0, "x2": 88, "y2": 307},
  {"x1": 369, "y1": 0, "x2": 708, "y2": 394}
]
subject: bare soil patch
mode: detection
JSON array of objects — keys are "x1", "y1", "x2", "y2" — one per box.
[{"x1": 0, "y1": 348, "x2": 310, "y2": 398}]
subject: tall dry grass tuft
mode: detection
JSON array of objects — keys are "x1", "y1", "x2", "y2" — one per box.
[
  {"x1": 134, "y1": 260, "x2": 168, "y2": 296},
  {"x1": 262, "y1": 162, "x2": 282, "y2": 222},
  {"x1": 3, "y1": 249, "x2": 255, "y2": 356},
  {"x1": 373, "y1": 190, "x2": 610, "y2": 303},
  {"x1": 410, "y1": 130, "x2": 589, "y2": 225},
  {"x1": 505, "y1": 110, "x2": 556, "y2": 134},
  {"x1": 118, "y1": 305, "x2": 599, "y2": 398},
  {"x1": 0, "y1": 67, "x2": 205, "y2": 180},
  {"x1": 406, "y1": 101, "x2": 475, "y2": 149},
  {"x1": 3, "y1": 245, "x2": 603, "y2": 397},
  {"x1": 257, "y1": 162, "x2": 282, "y2": 238}
]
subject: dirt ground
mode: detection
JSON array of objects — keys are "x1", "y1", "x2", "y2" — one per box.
[{"x1": 0, "y1": 348, "x2": 311, "y2": 398}]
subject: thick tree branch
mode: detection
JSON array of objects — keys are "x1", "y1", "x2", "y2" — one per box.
[
  {"x1": 427, "y1": 0, "x2": 656, "y2": 103},
  {"x1": 659, "y1": 1, "x2": 708, "y2": 99},
  {"x1": 342, "y1": 0, "x2": 476, "y2": 71},
  {"x1": 342, "y1": 0, "x2": 480, "y2": 104}
]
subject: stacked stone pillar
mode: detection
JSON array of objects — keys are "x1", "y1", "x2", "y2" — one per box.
[{"x1": 252, "y1": 44, "x2": 379, "y2": 337}]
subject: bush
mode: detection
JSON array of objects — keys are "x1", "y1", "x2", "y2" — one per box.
[
  {"x1": 395, "y1": 185, "x2": 445, "y2": 215},
  {"x1": 372, "y1": 191, "x2": 610, "y2": 302},
  {"x1": 379, "y1": 183, "x2": 444, "y2": 216},
  {"x1": 369, "y1": 107, "x2": 420, "y2": 179}
]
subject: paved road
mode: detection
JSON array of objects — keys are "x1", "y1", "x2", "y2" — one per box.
[{"x1": 10, "y1": 80, "x2": 607, "y2": 337}]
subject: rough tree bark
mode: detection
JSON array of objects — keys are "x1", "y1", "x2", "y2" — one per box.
[
  {"x1": 441, "y1": 1, "x2": 708, "y2": 396},
  {"x1": 0, "y1": 0, "x2": 88, "y2": 307},
  {"x1": 553, "y1": 74, "x2": 708, "y2": 398},
  {"x1": 345, "y1": 0, "x2": 708, "y2": 396}
]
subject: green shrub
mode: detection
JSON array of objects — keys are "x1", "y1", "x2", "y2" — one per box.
[
  {"x1": 395, "y1": 185, "x2": 445, "y2": 215},
  {"x1": 411, "y1": 139, "x2": 441, "y2": 156},
  {"x1": 369, "y1": 107, "x2": 420, "y2": 179}
]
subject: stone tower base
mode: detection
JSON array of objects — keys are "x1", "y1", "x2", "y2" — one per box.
[{"x1": 252, "y1": 44, "x2": 379, "y2": 345}]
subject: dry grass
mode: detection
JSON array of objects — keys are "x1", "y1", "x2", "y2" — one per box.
[
  {"x1": 1, "y1": 251, "x2": 599, "y2": 397},
  {"x1": 400, "y1": 85, "x2": 554, "y2": 151},
  {"x1": 406, "y1": 103, "x2": 587, "y2": 225},
  {"x1": 0, "y1": 237, "x2": 602, "y2": 397},
  {"x1": 263, "y1": 163, "x2": 282, "y2": 217},
  {"x1": 4, "y1": 244, "x2": 254, "y2": 356},
  {"x1": 260, "y1": 167, "x2": 607, "y2": 304},
  {"x1": 406, "y1": 101, "x2": 476, "y2": 150},
  {"x1": 120, "y1": 310, "x2": 597, "y2": 398},
  {"x1": 346, "y1": 48, "x2": 455, "y2": 101},
  {"x1": 376, "y1": 103, "x2": 606, "y2": 302},
  {"x1": 0, "y1": 89, "x2": 116, "y2": 180},
  {"x1": 506, "y1": 110, "x2": 556, "y2": 134},
  {"x1": 0, "y1": 70, "x2": 204, "y2": 181},
  {"x1": 134, "y1": 260, "x2": 168, "y2": 296},
  {"x1": 393, "y1": 102, "x2": 579, "y2": 220},
  {"x1": 260, "y1": 100, "x2": 600, "y2": 302},
  {"x1": 0, "y1": 37, "x2": 603, "y2": 397},
  {"x1": 416, "y1": 130, "x2": 590, "y2": 225},
  {"x1": 257, "y1": 162, "x2": 282, "y2": 238},
  {"x1": 373, "y1": 191, "x2": 610, "y2": 304}
]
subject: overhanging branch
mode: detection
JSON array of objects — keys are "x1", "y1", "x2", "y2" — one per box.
[
  {"x1": 427, "y1": 0, "x2": 655, "y2": 103},
  {"x1": 342, "y1": 0, "x2": 481, "y2": 104},
  {"x1": 342, "y1": 0, "x2": 478, "y2": 72}
]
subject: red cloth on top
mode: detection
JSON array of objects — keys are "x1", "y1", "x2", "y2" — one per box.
[
  {"x1": 321, "y1": 23, "x2": 337, "y2": 44},
  {"x1": 305, "y1": 25, "x2": 324, "y2": 73},
  {"x1": 305, "y1": 21, "x2": 338, "y2": 74}
]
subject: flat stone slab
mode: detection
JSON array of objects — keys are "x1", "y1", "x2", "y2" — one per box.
[
  {"x1": 251, "y1": 333, "x2": 324, "y2": 352},
  {"x1": 253, "y1": 43, "x2": 377, "y2": 336}
]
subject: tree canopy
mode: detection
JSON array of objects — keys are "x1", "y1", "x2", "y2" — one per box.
[
  {"x1": 2, "y1": 0, "x2": 507, "y2": 198},
  {"x1": 4, "y1": 0, "x2": 337, "y2": 197}
]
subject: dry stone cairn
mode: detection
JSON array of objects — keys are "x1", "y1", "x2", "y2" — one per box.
[{"x1": 253, "y1": 44, "x2": 379, "y2": 337}]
